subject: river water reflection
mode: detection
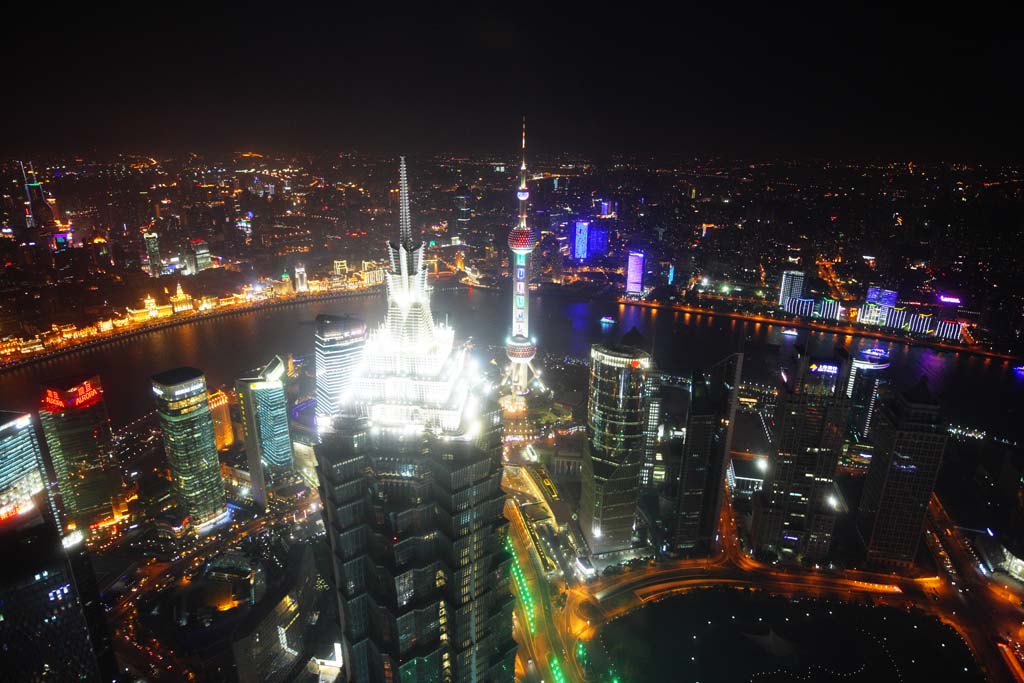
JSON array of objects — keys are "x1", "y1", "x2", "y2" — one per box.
[{"x1": 0, "y1": 287, "x2": 1020, "y2": 441}]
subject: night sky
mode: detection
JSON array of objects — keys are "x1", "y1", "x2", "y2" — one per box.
[{"x1": 2, "y1": 5, "x2": 1021, "y2": 158}]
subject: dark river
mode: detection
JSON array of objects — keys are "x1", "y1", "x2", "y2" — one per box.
[{"x1": 1, "y1": 286, "x2": 1021, "y2": 441}]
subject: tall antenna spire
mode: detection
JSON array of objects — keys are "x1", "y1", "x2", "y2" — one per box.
[
  {"x1": 398, "y1": 156, "x2": 412, "y2": 244},
  {"x1": 517, "y1": 118, "x2": 529, "y2": 229}
]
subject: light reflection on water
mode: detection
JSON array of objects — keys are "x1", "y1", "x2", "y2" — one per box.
[{"x1": 0, "y1": 287, "x2": 1019, "y2": 441}]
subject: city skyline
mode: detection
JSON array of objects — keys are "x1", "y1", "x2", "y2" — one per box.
[{"x1": 0, "y1": 75, "x2": 1022, "y2": 680}]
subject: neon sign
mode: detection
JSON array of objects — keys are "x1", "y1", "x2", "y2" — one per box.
[
  {"x1": 809, "y1": 362, "x2": 839, "y2": 375},
  {"x1": 939, "y1": 295, "x2": 961, "y2": 304}
]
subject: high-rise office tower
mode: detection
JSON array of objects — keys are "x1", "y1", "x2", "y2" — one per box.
[
  {"x1": 672, "y1": 353, "x2": 743, "y2": 551},
  {"x1": 574, "y1": 221, "x2": 590, "y2": 260},
  {"x1": 639, "y1": 369, "x2": 663, "y2": 488},
  {"x1": 453, "y1": 184, "x2": 472, "y2": 236},
  {"x1": 314, "y1": 314, "x2": 367, "y2": 434},
  {"x1": 626, "y1": 251, "x2": 645, "y2": 295},
  {"x1": 152, "y1": 367, "x2": 228, "y2": 533},
  {"x1": 0, "y1": 497, "x2": 116, "y2": 682},
  {"x1": 752, "y1": 348, "x2": 851, "y2": 561},
  {"x1": 315, "y1": 157, "x2": 516, "y2": 682},
  {"x1": 190, "y1": 238, "x2": 212, "y2": 272},
  {"x1": 0, "y1": 411, "x2": 59, "y2": 524},
  {"x1": 778, "y1": 270, "x2": 805, "y2": 308},
  {"x1": 579, "y1": 343, "x2": 650, "y2": 556},
  {"x1": 294, "y1": 264, "x2": 308, "y2": 293},
  {"x1": 858, "y1": 379, "x2": 946, "y2": 567},
  {"x1": 506, "y1": 119, "x2": 539, "y2": 398},
  {"x1": 237, "y1": 356, "x2": 293, "y2": 509},
  {"x1": 144, "y1": 231, "x2": 161, "y2": 277},
  {"x1": 847, "y1": 348, "x2": 891, "y2": 443},
  {"x1": 39, "y1": 375, "x2": 122, "y2": 531},
  {"x1": 207, "y1": 389, "x2": 234, "y2": 451}
]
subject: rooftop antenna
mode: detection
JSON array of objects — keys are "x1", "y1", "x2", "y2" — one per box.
[{"x1": 398, "y1": 156, "x2": 412, "y2": 245}]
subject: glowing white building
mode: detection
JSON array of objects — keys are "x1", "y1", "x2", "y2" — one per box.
[{"x1": 315, "y1": 157, "x2": 515, "y2": 681}]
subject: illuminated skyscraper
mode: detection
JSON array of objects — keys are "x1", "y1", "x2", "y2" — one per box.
[
  {"x1": 859, "y1": 380, "x2": 946, "y2": 567},
  {"x1": 144, "y1": 231, "x2": 161, "y2": 278},
  {"x1": 626, "y1": 251, "x2": 645, "y2": 294},
  {"x1": 580, "y1": 343, "x2": 650, "y2": 556},
  {"x1": 752, "y1": 348, "x2": 851, "y2": 561},
  {"x1": 314, "y1": 314, "x2": 367, "y2": 434},
  {"x1": 316, "y1": 157, "x2": 515, "y2": 682},
  {"x1": 237, "y1": 356, "x2": 293, "y2": 509},
  {"x1": 847, "y1": 348, "x2": 891, "y2": 442},
  {"x1": 574, "y1": 221, "x2": 590, "y2": 260},
  {"x1": 190, "y1": 238, "x2": 211, "y2": 272},
  {"x1": 778, "y1": 270, "x2": 805, "y2": 308},
  {"x1": 0, "y1": 412, "x2": 56, "y2": 523},
  {"x1": 506, "y1": 119, "x2": 540, "y2": 399},
  {"x1": 152, "y1": 367, "x2": 228, "y2": 533},
  {"x1": 38, "y1": 375, "x2": 122, "y2": 531},
  {"x1": 207, "y1": 389, "x2": 235, "y2": 451},
  {"x1": 453, "y1": 184, "x2": 472, "y2": 236},
  {"x1": 639, "y1": 369, "x2": 663, "y2": 488}
]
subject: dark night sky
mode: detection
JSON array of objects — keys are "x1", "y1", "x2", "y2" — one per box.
[{"x1": 2, "y1": 4, "x2": 1021, "y2": 159}]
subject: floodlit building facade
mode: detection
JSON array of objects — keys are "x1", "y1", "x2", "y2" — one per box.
[
  {"x1": 152, "y1": 367, "x2": 228, "y2": 533},
  {"x1": 314, "y1": 314, "x2": 367, "y2": 435},
  {"x1": 579, "y1": 344, "x2": 650, "y2": 556},
  {"x1": 315, "y1": 157, "x2": 516, "y2": 682},
  {"x1": 238, "y1": 355, "x2": 293, "y2": 509}
]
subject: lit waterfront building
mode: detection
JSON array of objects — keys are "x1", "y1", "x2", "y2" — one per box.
[
  {"x1": 152, "y1": 367, "x2": 228, "y2": 533},
  {"x1": 315, "y1": 157, "x2": 516, "y2": 682},
  {"x1": 505, "y1": 119, "x2": 540, "y2": 402},
  {"x1": 0, "y1": 411, "x2": 57, "y2": 523},
  {"x1": 208, "y1": 389, "x2": 234, "y2": 451},
  {"x1": 580, "y1": 343, "x2": 650, "y2": 556},
  {"x1": 170, "y1": 282, "x2": 193, "y2": 313},
  {"x1": 859, "y1": 379, "x2": 946, "y2": 567},
  {"x1": 237, "y1": 356, "x2": 293, "y2": 509},
  {"x1": 785, "y1": 296, "x2": 815, "y2": 318},
  {"x1": 885, "y1": 306, "x2": 909, "y2": 331},
  {"x1": 817, "y1": 297, "x2": 841, "y2": 320},
  {"x1": 935, "y1": 319, "x2": 963, "y2": 342},
  {"x1": 314, "y1": 314, "x2": 367, "y2": 435},
  {"x1": 778, "y1": 270, "x2": 805, "y2": 308},
  {"x1": 909, "y1": 312, "x2": 934, "y2": 335},
  {"x1": 752, "y1": 348, "x2": 852, "y2": 561},
  {"x1": 625, "y1": 251, "x2": 645, "y2": 295},
  {"x1": 38, "y1": 375, "x2": 122, "y2": 531},
  {"x1": 294, "y1": 264, "x2": 308, "y2": 293}
]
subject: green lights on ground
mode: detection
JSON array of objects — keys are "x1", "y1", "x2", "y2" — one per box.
[
  {"x1": 506, "y1": 537, "x2": 536, "y2": 634},
  {"x1": 549, "y1": 655, "x2": 567, "y2": 683}
]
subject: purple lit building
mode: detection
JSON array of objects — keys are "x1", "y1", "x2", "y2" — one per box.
[{"x1": 626, "y1": 251, "x2": 645, "y2": 294}]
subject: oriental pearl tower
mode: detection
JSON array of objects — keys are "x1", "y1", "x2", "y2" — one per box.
[{"x1": 505, "y1": 118, "x2": 539, "y2": 410}]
